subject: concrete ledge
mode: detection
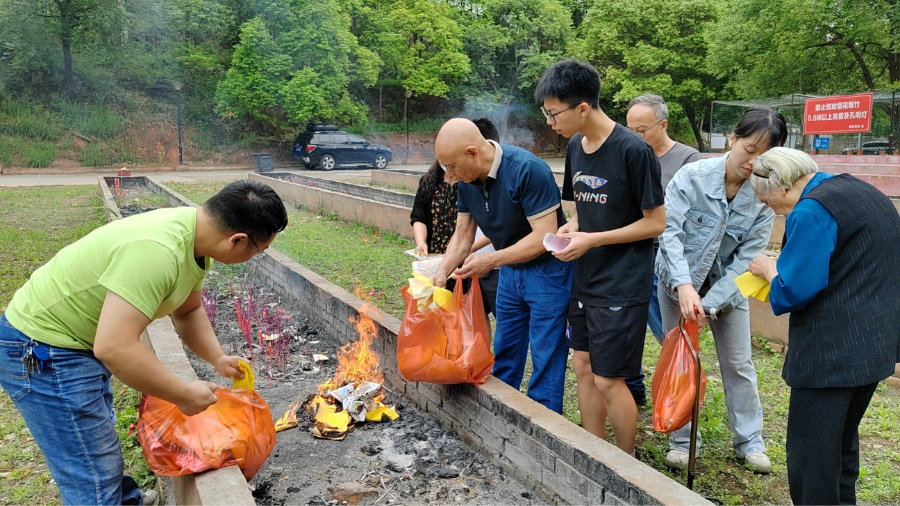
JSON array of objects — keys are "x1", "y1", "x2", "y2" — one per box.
[
  {"x1": 264, "y1": 172, "x2": 416, "y2": 208},
  {"x1": 249, "y1": 248, "x2": 711, "y2": 505},
  {"x1": 248, "y1": 172, "x2": 415, "y2": 239},
  {"x1": 97, "y1": 176, "x2": 123, "y2": 221}
]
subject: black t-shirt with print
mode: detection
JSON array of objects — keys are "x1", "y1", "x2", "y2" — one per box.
[{"x1": 562, "y1": 125, "x2": 664, "y2": 306}]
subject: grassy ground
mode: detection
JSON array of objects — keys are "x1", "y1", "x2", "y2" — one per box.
[
  {"x1": 0, "y1": 186, "x2": 153, "y2": 505},
  {"x1": 166, "y1": 180, "x2": 900, "y2": 504}
]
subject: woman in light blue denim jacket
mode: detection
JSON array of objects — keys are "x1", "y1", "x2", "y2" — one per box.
[{"x1": 656, "y1": 108, "x2": 786, "y2": 474}]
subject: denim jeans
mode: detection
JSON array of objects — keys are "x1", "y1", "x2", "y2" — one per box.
[
  {"x1": 657, "y1": 293, "x2": 766, "y2": 456},
  {"x1": 492, "y1": 257, "x2": 572, "y2": 413},
  {"x1": 648, "y1": 273, "x2": 664, "y2": 343},
  {"x1": 0, "y1": 315, "x2": 143, "y2": 505}
]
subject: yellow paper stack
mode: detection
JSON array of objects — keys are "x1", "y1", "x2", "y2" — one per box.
[
  {"x1": 407, "y1": 273, "x2": 453, "y2": 312},
  {"x1": 735, "y1": 271, "x2": 771, "y2": 302}
]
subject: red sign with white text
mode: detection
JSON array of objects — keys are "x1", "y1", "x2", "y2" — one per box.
[{"x1": 803, "y1": 93, "x2": 873, "y2": 135}]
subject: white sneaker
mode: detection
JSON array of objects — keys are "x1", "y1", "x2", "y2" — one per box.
[
  {"x1": 664, "y1": 448, "x2": 691, "y2": 470},
  {"x1": 739, "y1": 450, "x2": 772, "y2": 474},
  {"x1": 141, "y1": 489, "x2": 160, "y2": 506}
]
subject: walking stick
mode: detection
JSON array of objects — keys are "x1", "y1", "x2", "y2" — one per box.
[{"x1": 681, "y1": 307, "x2": 718, "y2": 491}]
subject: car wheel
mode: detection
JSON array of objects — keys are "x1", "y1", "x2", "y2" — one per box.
[
  {"x1": 320, "y1": 154, "x2": 336, "y2": 171},
  {"x1": 374, "y1": 154, "x2": 388, "y2": 169}
]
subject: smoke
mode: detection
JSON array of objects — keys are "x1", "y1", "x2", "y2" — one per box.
[{"x1": 460, "y1": 96, "x2": 536, "y2": 149}]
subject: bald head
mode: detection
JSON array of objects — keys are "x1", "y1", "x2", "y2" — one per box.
[{"x1": 435, "y1": 118, "x2": 495, "y2": 184}]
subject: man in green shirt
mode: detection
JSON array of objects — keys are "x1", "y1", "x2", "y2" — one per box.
[{"x1": 0, "y1": 179, "x2": 288, "y2": 505}]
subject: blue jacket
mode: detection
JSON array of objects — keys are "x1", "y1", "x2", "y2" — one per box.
[{"x1": 656, "y1": 154, "x2": 775, "y2": 311}]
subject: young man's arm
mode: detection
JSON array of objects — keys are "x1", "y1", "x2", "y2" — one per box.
[
  {"x1": 455, "y1": 210, "x2": 559, "y2": 278},
  {"x1": 170, "y1": 290, "x2": 244, "y2": 378},
  {"x1": 554, "y1": 205, "x2": 665, "y2": 262},
  {"x1": 93, "y1": 291, "x2": 218, "y2": 416}
]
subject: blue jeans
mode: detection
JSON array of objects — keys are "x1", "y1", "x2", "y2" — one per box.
[
  {"x1": 648, "y1": 273, "x2": 663, "y2": 343},
  {"x1": 492, "y1": 257, "x2": 572, "y2": 413},
  {"x1": 658, "y1": 292, "x2": 766, "y2": 456},
  {"x1": 0, "y1": 315, "x2": 143, "y2": 505}
]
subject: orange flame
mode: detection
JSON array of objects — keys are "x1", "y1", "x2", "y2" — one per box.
[
  {"x1": 275, "y1": 400, "x2": 300, "y2": 432},
  {"x1": 318, "y1": 302, "x2": 383, "y2": 393}
]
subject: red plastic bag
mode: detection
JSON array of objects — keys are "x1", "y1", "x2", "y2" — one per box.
[
  {"x1": 137, "y1": 387, "x2": 276, "y2": 480},
  {"x1": 651, "y1": 319, "x2": 708, "y2": 433},
  {"x1": 397, "y1": 278, "x2": 494, "y2": 384}
]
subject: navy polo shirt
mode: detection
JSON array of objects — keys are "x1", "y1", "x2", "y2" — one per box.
[{"x1": 457, "y1": 142, "x2": 565, "y2": 260}]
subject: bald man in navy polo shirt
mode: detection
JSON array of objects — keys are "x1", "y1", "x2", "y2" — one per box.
[{"x1": 433, "y1": 118, "x2": 572, "y2": 413}]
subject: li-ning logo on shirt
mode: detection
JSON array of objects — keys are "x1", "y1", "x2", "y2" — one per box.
[
  {"x1": 573, "y1": 172, "x2": 608, "y2": 204},
  {"x1": 573, "y1": 173, "x2": 607, "y2": 189}
]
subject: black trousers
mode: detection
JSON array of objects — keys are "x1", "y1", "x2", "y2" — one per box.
[{"x1": 787, "y1": 382, "x2": 878, "y2": 505}]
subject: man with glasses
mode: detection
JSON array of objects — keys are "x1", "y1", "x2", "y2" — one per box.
[
  {"x1": 0, "y1": 180, "x2": 287, "y2": 505},
  {"x1": 624, "y1": 94, "x2": 701, "y2": 404},
  {"x1": 432, "y1": 118, "x2": 572, "y2": 414},
  {"x1": 535, "y1": 59, "x2": 665, "y2": 457}
]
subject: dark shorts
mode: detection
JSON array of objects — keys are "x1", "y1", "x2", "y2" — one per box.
[{"x1": 567, "y1": 299, "x2": 648, "y2": 377}]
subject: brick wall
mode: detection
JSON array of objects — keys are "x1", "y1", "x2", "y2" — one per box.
[
  {"x1": 248, "y1": 248, "x2": 710, "y2": 506},
  {"x1": 264, "y1": 172, "x2": 415, "y2": 208},
  {"x1": 248, "y1": 173, "x2": 414, "y2": 239}
]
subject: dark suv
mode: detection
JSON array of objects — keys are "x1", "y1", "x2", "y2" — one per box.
[
  {"x1": 842, "y1": 140, "x2": 897, "y2": 155},
  {"x1": 291, "y1": 124, "x2": 392, "y2": 170}
]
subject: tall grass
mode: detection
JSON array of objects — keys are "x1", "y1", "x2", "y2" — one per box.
[
  {"x1": 79, "y1": 143, "x2": 109, "y2": 167},
  {"x1": 345, "y1": 117, "x2": 447, "y2": 136},
  {"x1": 53, "y1": 101, "x2": 124, "y2": 138},
  {"x1": 22, "y1": 141, "x2": 54, "y2": 168}
]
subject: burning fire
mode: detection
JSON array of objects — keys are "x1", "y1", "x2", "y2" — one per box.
[{"x1": 277, "y1": 301, "x2": 398, "y2": 440}]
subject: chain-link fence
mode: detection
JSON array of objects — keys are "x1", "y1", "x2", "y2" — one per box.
[{"x1": 709, "y1": 90, "x2": 899, "y2": 155}]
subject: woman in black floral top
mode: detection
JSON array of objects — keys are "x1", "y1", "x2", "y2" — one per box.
[{"x1": 410, "y1": 161, "x2": 457, "y2": 255}]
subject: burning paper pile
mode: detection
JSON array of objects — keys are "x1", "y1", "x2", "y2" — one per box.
[{"x1": 280, "y1": 302, "x2": 399, "y2": 440}]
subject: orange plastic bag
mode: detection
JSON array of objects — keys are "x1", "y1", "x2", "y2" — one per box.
[
  {"x1": 397, "y1": 278, "x2": 494, "y2": 384},
  {"x1": 651, "y1": 319, "x2": 708, "y2": 433},
  {"x1": 137, "y1": 387, "x2": 276, "y2": 480}
]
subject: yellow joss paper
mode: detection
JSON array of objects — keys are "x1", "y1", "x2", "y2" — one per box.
[
  {"x1": 735, "y1": 271, "x2": 771, "y2": 302},
  {"x1": 365, "y1": 406, "x2": 400, "y2": 423},
  {"x1": 407, "y1": 273, "x2": 453, "y2": 311},
  {"x1": 232, "y1": 361, "x2": 255, "y2": 390}
]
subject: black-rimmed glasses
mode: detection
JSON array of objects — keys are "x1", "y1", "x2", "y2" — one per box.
[
  {"x1": 540, "y1": 105, "x2": 576, "y2": 124},
  {"x1": 247, "y1": 235, "x2": 266, "y2": 256}
]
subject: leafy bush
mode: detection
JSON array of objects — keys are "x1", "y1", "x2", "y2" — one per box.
[
  {"x1": 0, "y1": 115, "x2": 63, "y2": 140},
  {"x1": 79, "y1": 143, "x2": 109, "y2": 167},
  {"x1": 23, "y1": 142, "x2": 54, "y2": 167},
  {"x1": 0, "y1": 137, "x2": 14, "y2": 165}
]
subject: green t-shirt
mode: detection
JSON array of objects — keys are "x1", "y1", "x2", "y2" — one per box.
[{"x1": 5, "y1": 207, "x2": 210, "y2": 349}]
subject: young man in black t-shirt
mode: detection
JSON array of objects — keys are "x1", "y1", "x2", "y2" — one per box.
[{"x1": 534, "y1": 59, "x2": 665, "y2": 455}]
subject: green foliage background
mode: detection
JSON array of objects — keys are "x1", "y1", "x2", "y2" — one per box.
[{"x1": 0, "y1": 0, "x2": 897, "y2": 156}]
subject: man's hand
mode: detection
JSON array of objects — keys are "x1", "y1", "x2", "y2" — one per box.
[
  {"x1": 431, "y1": 271, "x2": 448, "y2": 288},
  {"x1": 676, "y1": 284, "x2": 707, "y2": 324},
  {"x1": 214, "y1": 354, "x2": 245, "y2": 379},
  {"x1": 455, "y1": 253, "x2": 495, "y2": 279},
  {"x1": 749, "y1": 253, "x2": 778, "y2": 282},
  {"x1": 553, "y1": 231, "x2": 600, "y2": 262},
  {"x1": 177, "y1": 380, "x2": 219, "y2": 416},
  {"x1": 557, "y1": 219, "x2": 579, "y2": 235}
]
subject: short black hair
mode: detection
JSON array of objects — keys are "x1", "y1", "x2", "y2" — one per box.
[
  {"x1": 203, "y1": 180, "x2": 288, "y2": 241},
  {"x1": 534, "y1": 59, "x2": 601, "y2": 110},
  {"x1": 734, "y1": 107, "x2": 788, "y2": 149},
  {"x1": 473, "y1": 117, "x2": 500, "y2": 142}
]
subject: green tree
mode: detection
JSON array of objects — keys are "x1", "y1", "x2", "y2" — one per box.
[
  {"x1": 573, "y1": 0, "x2": 724, "y2": 151},
  {"x1": 708, "y1": 0, "x2": 900, "y2": 97},
  {"x1": 463, "y1": 0, "x2": 572, "y2": 135},
  {"x1": 214, "y1": 17, "x2": 291, "y2": 133},
  {"x1": 0, "y1": 0, "x2": 124, "y2": 93}
]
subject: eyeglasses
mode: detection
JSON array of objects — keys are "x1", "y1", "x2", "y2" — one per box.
[
  {"x1": 628, "y1": 118, "x2": 664, "y2": 137},
  {"x1": 540, "y1": 105, "x2": 576, "y2": 124},
  {"x1": 247, "y1": 235, "x2": 266, "y2": 256}
]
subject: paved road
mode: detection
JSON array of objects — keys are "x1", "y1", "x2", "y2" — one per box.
[{"x1": 0, "y1": 159, "x2": 566, "y2": 187}]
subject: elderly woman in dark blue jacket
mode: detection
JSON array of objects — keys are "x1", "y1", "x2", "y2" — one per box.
[{"x1": 748, "y1": 147, "x2": 900, "y2": 506}]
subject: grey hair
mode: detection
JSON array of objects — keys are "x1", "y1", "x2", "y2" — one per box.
[
  {"x1": 628, "y1": 93, "x2": 668, "y2": 121},
  {"x1": 750, "y1": 147, "x2": 819, "y2": 196}
]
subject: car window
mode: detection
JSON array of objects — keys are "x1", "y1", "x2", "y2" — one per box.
[
  {"x1": 332, "y1": 133, "x2": 350, "y2": 144},
  {"x1": 349, "y1": 134, "x2": 367, "y2": 144},
  {"x1": 296, "y1": 133, "x2": 312, "y2": 145},
  {"x1": 312, "y1": 134, "x2": 332, "y2": 144}
]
